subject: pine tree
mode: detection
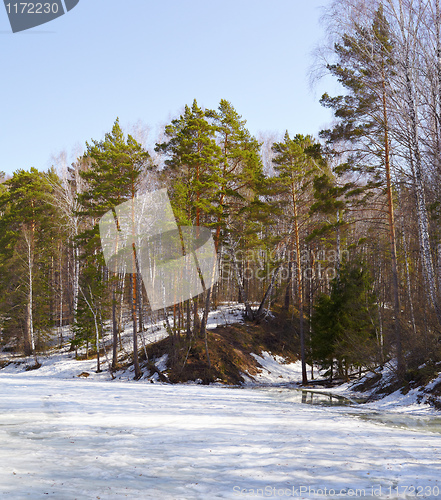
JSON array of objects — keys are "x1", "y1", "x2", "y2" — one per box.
[
  {"x1": 272, "y1": 132, "x2": 324, "y2": 384},
  {"x1": 208, "y1": 99, "x2": 265, "y2": 242},
  {"x1": 156, "y1": 100, "x2": 222, "y2": 228},
  {"x1": 320, "y1": 7, "x2": 403, "y2": 374},
  {"x1": 155, "y1": 100, "x2": 222, "y2": 367},
  {"x1": 77, "y1": 118, "x2": 151, "y2": 377},
  {"x1": 208, "y1": 100, "x2": 269, "y2": 322},
  {"x1": 311, "y1": 259, "x2": 379, "y2": 380},
  {"x1": 0, "y1": 168, "x2": 60, "y2": 355}
]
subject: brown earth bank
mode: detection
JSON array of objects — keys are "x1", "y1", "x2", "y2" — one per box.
[{"x1": 120, "y1": 311, "x2": 300, "y2": 385}]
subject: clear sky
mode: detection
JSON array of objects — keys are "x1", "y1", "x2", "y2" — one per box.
[{"x1": 0, "y1": 0, "x2": 335, "y2": 175}]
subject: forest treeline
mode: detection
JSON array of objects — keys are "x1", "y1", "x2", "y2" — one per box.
[{"x1": 1, "y1": 0, "x2": 441, "y2": 383}]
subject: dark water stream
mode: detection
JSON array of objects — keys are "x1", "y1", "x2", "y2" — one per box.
[{"x1": 251, "y1": 386, "x2": 441, "y2": 434}]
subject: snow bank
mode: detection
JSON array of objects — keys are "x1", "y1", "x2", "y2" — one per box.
[
  {"x1": 323, "y1": 362, "x2": 441, "y2": 415},
  {"x1": 243, "y1": 351, "x2": 308, "y2": 385}
]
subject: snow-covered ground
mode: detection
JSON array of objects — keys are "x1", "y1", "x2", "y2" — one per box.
[
  {"x1": 243, "y1": 351, "x2": 309, "y2": 385},
  {"x1": 0, "y1": 373, "x2": 440, "y2": 500},
  {"x1": 0, "y1": 303, "x2": 247, "y2": 383}
]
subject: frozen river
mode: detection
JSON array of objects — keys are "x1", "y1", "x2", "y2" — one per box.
[{"x1": 0, "y1": 374, "x2": 440, "y2": 499}]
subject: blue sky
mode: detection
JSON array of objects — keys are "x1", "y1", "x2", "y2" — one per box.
[{"x1": 0, "y1": 0, "x2": 336, "y2": 175}]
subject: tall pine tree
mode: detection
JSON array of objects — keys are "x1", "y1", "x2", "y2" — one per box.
[
  {"x1": 320, "y1": 7, "x2": 403, "y2": 374},
  {"x1": 77, "y1": 118, "x2": 151, "y2": 377}
]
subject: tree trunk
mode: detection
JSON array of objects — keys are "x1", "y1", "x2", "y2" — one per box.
[
  {"x1": 24, "y1": 301, "x2": 33, "y2": 356},
  {"x1": 381, "y1": 64, "x2": 403, "y2": 375},
  {"x1": 112, "y1": 285, "x2": 118, "y2": 370},
  {"x1": 186, "y1": 299, "x2": 191, "y2": 338},
  {"x1": 292, "y1": 181, "x2": 307, "y2": 385},
  {"x1": 94, "y1": 311, "x2": 100, "y2": 373},
  {"x1": 198, "y1": 249, "x2": 217, "y2": 369},
  {"x1": 336, "y1": 210, "x2": 341, "y2": 277},
  {"x1": 23, "y1": 228, "x2": 35, "y2": 356},
  {"x1": 137, "y1": 271, "x2": 144, "y2": 333},
  {"x1": 131, "y1": 264, "x2": 142, "y2": 380},
  {"x1": 256, "y1": 265, "x2": 281, "y2": 319},
  {"x1": 71, "y1": 242, "x2": 80, "y2": 348},
  {"x1": 403, "y1": 49, "x2": 441, "y2": 324},
  {"x1": 402, "y1": 226, "x2": 417, "y2": 336},
  {"x1": 59, "y1": 249, "x2": 63, "y2": 347},
  {"x1": 227, "y1": 243, "x2": 254, "y2": 320},
  {"x1": 129, "y1": 180, "x2": 142, "y2": 379},
  {"x1": 284, "y1": 248, "x2": 293, "y2": 309}
]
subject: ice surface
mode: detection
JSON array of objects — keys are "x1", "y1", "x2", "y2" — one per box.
[
  {"x1": 0, "y1": 374, "x2": 440, "y2": 499},
  {"x1": 1, "y1": 306, "x2": 441, "y2": 499}
]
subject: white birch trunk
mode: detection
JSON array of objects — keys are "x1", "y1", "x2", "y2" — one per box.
[
  {"x1": 404, "y1": 66, "x2": 441, "y2": 321},
  {"x1": 23, "y1": 228, "x2": 35, "y2": 355},
  {"x1": 59, "y1": 251, "x2": 63, "y2": 346}
]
